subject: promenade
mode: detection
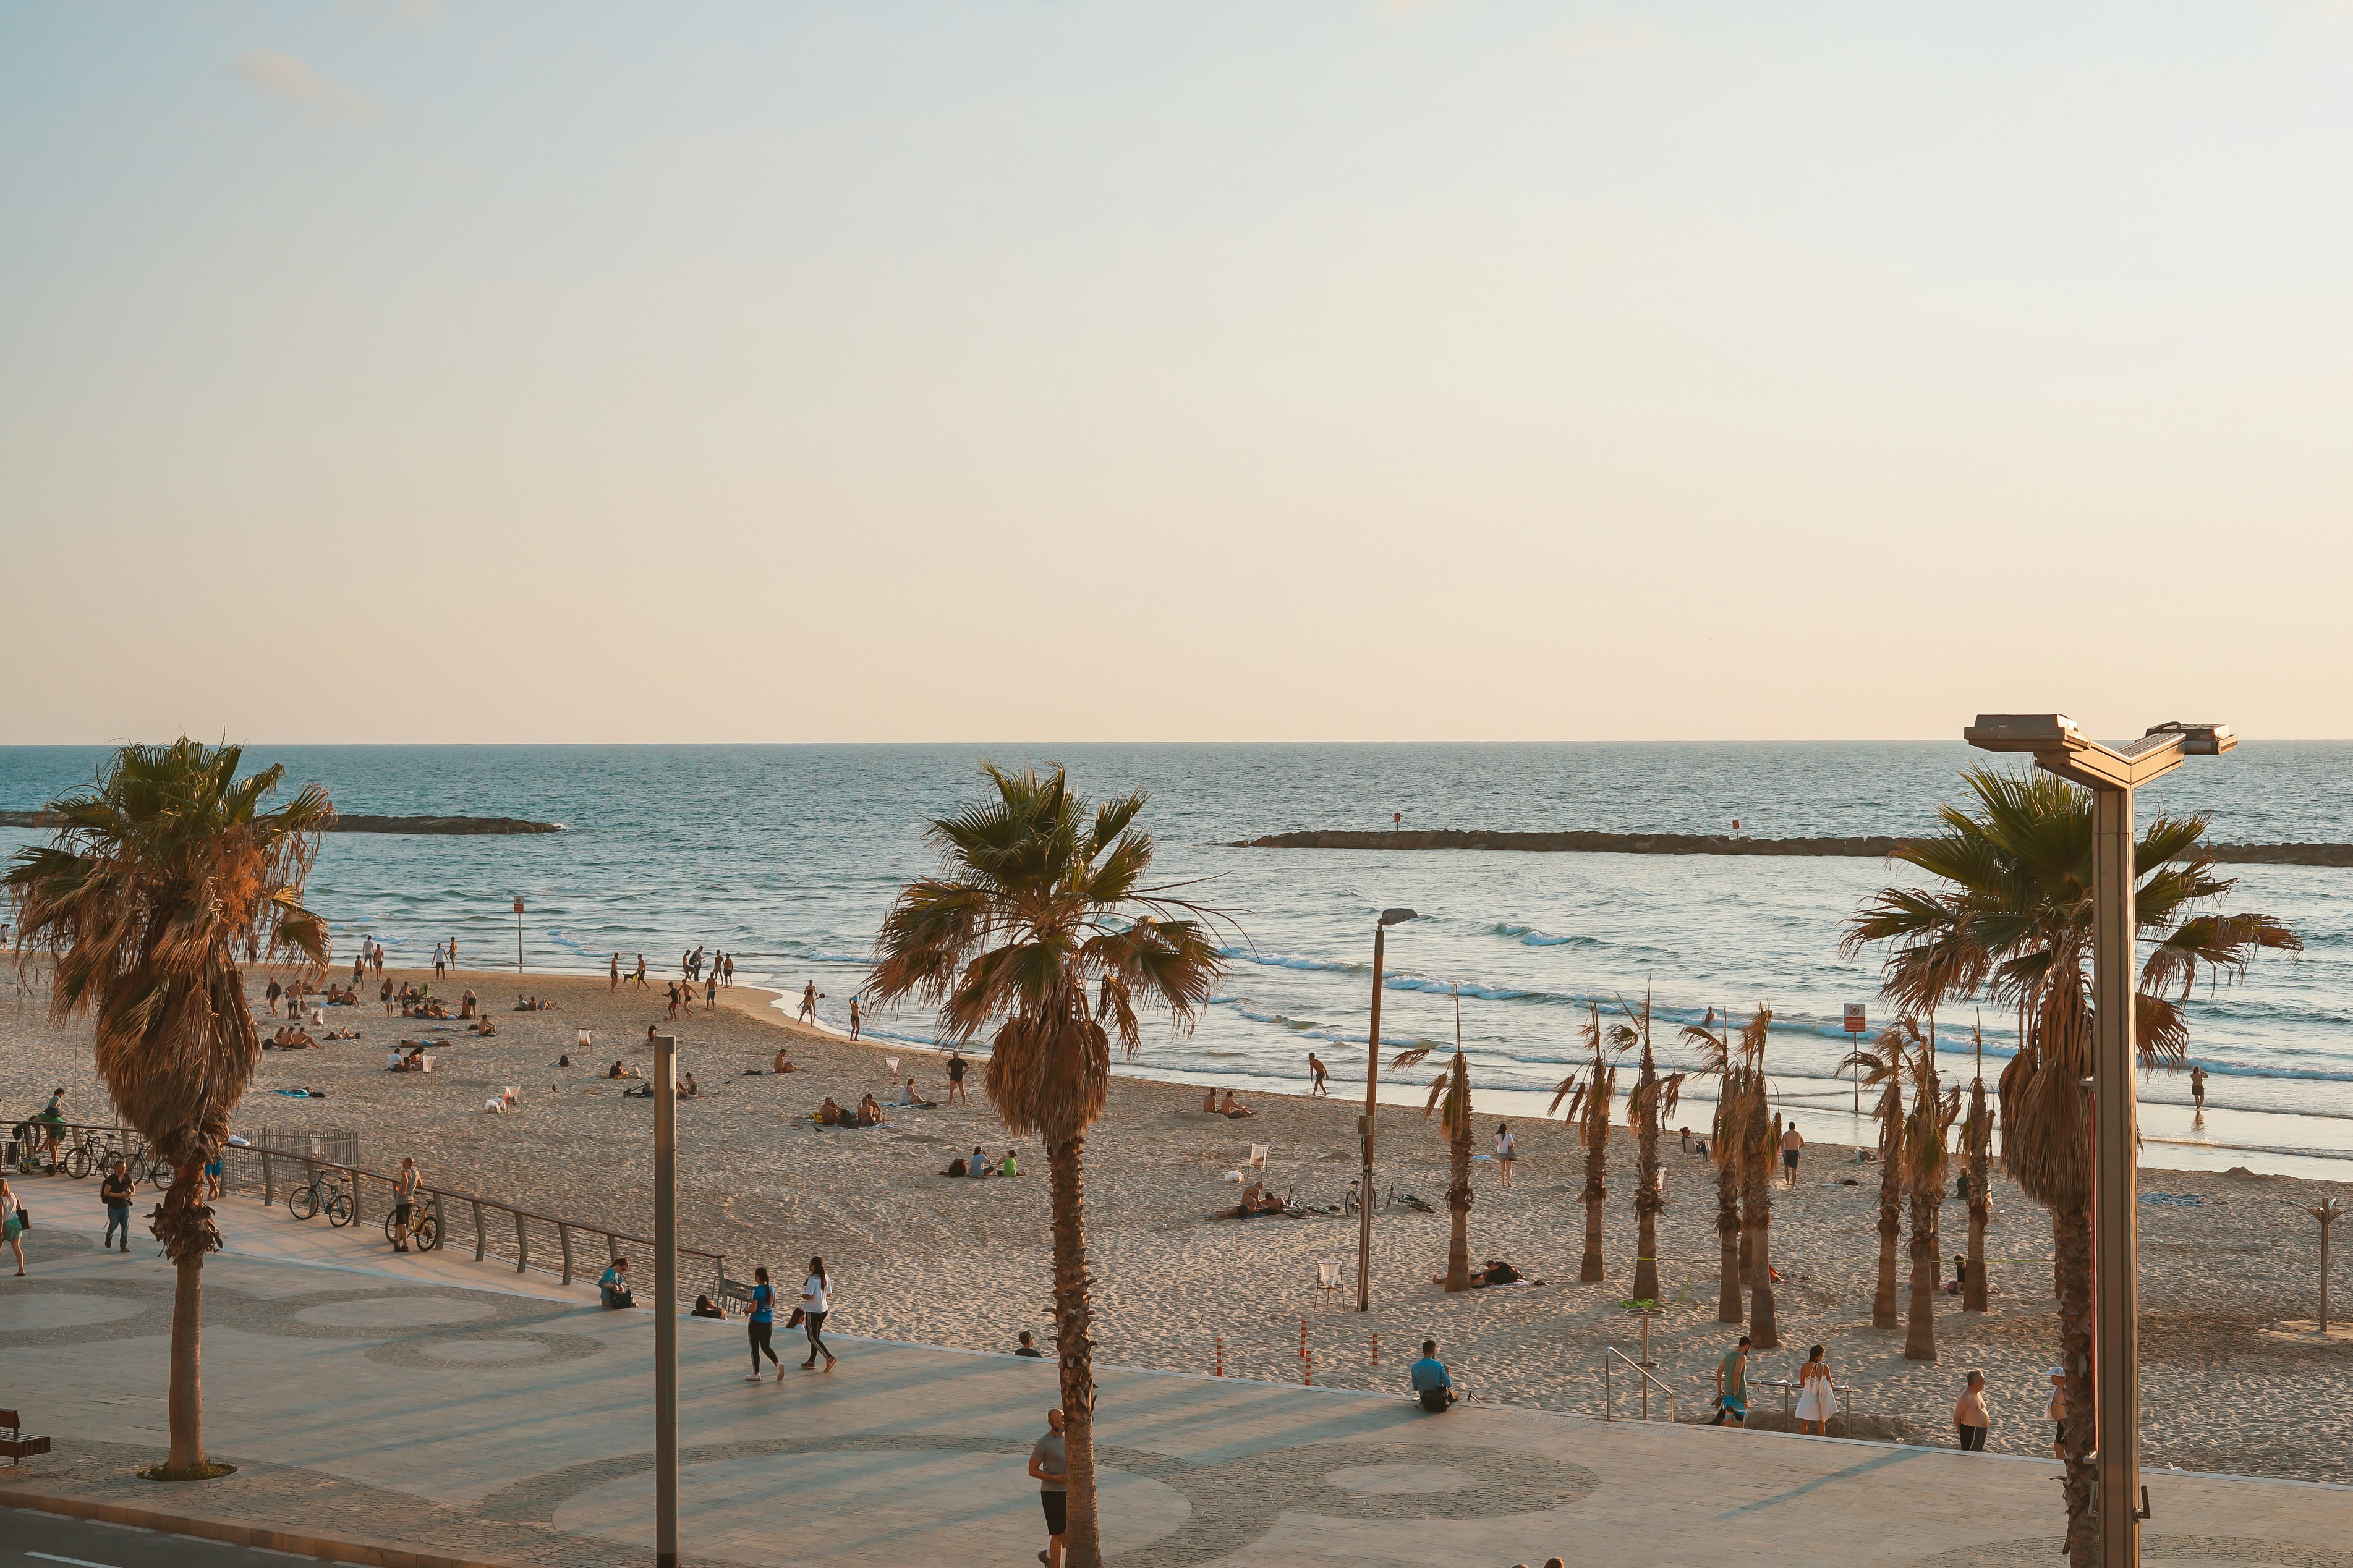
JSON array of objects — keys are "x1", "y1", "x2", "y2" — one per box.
[{"x1": 1, "y1": 1190, "x2": 2349, "y2": 1568}]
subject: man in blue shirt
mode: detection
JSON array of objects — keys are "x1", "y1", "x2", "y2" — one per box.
[{"x1": 1410, "y1": 1339, "x2": 1456, "y2": 1412}]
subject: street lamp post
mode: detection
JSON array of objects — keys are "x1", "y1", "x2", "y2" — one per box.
[
  {"x1": 513, "y1": 897, "x2": 525, "y2": 975},
  {"x1": 653, "y1": 1032, "x2": 679, "y2": 1568},
  {"x1": 1356, "y1": 907, "x2": 1418, "y2": 1313},
  {"x1": 1964, "y1": 714, "x2": 2235, "y2": 1568}
]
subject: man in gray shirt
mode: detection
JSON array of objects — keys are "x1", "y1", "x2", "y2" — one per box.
[{"x1": 1027, "y1": 1407, "x2": 1068, "y2": 1567}]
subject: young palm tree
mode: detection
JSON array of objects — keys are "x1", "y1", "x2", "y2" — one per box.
[
  {"x1": 1679, "y1": 1009, "x2": 1744, "y2": 1324},
  {"x1": 1547, "y1": 1001, "x2": 1614, "y2": 1284},
  {"x1": 1414, "y1": 1049, "x2": 1477, "y2": 1291},
  {"x1": 1902, "y1": 1038, "x2": 1962, "y2": 1361},
  {"x1": 5, "y1": 740, "x2": 331, "y2": 1478},
  {"x1": 1840, "y1": 1022, "x2": 1912, "y2": 1331},
  {"x1": 1961, "y1": 1025, "x2": 1995, "y2": 1313},
  {"x1": 1610, "y1": 988, "x2": 1682, "y2": 1303},
  {"x1": 1734, "y1": 1009, "x2": 1779, "y2": 1349},
  {"x1": 1844, "y1": 765, "x2": 2297, "y2": 1567},
  {"x1": 866, "y1": 764, "x2": 1225, "y2": 1568}
]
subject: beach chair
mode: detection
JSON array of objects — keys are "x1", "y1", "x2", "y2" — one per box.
[
  {"x1": 1248, "y1": 1143, "x2": 1269, "y2": 1169},
  {"x1": 1317, "y1": 1260, "x2": 1343, "y2": 1291},
  {"x1": 0, "y1": 1409, "x2": 51, "y2": 1465}
]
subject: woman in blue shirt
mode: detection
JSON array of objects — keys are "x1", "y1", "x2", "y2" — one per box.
[{"x1": 747, "y1": 1266, "x2": 781, "y2": 1382}]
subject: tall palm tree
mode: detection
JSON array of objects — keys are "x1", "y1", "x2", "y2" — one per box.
[
  {"x1": 1844, "y1": 765, "x2": 2297, "y2": 1567},
  {"x1": 1734, "y1": 1009, "x2": 1779, "y2": 1349},
  {"x1": 1840, "y1": 1022, "x2": 1912, "y2": 1331},
  {"x1": 1610, "y1": 988, "x2": 1682, "y2": 1303},
  {"x1": 1902, "y1": 1037, "x2": 1962, "y2": 1361},
  {"x1": 1680, "y1": 1009, "x2": 1744, "y2": 1324},
  {"x1": 866, "y1": 764, "x2": 1225, "y2": 1568},
  {"x1": 5, "y1": 740, "x2": 331, "y2": 1478},
  {"x1": 1961, "y1": 1023, "x2": 1995, "y2": 1313},
  {"x1": 1547, "y1": 1001, "x2": 1614, "y2": 1284}
]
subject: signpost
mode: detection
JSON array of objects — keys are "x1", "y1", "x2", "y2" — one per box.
[{"x1": 1843, "y1": 1004, "x2": 1867, "y2": 1115}]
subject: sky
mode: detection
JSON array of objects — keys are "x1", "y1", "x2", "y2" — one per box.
[{"x1": 3, "y1": 2, "x2": 2350, "y2": 745}]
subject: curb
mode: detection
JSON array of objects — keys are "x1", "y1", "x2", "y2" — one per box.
[{"x1": 0, "y1": 1483, "x2": 519, "y2": 1568}]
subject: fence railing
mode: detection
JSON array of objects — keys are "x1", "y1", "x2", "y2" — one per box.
[
  {"x1": 1602, "y1": 1346, "x2": 1679, "y2": 1423},
  {"x1": 240, "y1": 1124, "x2": 364, "y2": 1169},
  {"x1": 218, "y1": 1142, "x2": 730, "y2": 1297}
]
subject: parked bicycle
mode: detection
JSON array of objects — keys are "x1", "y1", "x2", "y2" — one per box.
[
  {"x1": 287, "y1": 1167, "x2": 353, "y2": 1226},
  {"x1": 386, "y1": 1205, "x2": 441, "y2": 1252}
]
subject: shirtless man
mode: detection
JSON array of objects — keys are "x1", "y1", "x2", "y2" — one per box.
[
  {"x1": 798, "y1": 983, "x2": 820, "y2": 1024},
  {"x1": 1308, "y1": 1051, "x2": 1330, "y2": 1096},
  {"x1": 1781, "y1": 1122, "x2": 1804, "y2": 1189}
]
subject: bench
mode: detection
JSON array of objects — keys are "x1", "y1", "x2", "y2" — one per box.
[
  {"x1": 716, "y1": 1274, "x2": 758, "y2": 1315},
  {"x1": 0, "y1": 1407, "x2": 51, "y2": 1465}
]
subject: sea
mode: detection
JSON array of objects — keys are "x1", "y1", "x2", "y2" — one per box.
[{"x1": 4, "y1": 742, "x2": 2351, "y2": 1178}]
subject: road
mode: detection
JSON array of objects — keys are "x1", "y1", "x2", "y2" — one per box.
[{"x1": 7, "y1": 1509, "x2": 357, "y2": 1568}]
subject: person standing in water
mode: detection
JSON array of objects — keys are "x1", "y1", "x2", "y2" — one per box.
[{"x1": 798, "y1": 982, "x2": 819, "y2": 1024}]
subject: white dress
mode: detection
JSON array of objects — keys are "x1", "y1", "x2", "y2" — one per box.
[{"x1": 1795, "y1": 1363, "x2": 1835, "y2": 1423}]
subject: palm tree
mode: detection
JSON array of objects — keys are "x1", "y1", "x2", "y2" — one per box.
[
  {"x1": 1679, "y1": 1009, "x2": 1744, "y2": 1324},
  {"x1": 1547, "y1": 1002, "x2": 1614, "y2": 1284},
  {"x1": 1397, "y1": 988, "x2": 1476, "y2": 1292},
  {"x1": 1840, "y1": 1022, "x2": 1912, "y2": 1331},
  {"x1": 1734, "y1": 1009, "x2": 1779, "y2": 1349},
  {"x1": 5, "y1": 740, "x2": 331, "y2": 1479},
  {"x1": 1844, "y1": 765, "x2": 2297, "y2": 1567},
  {"x1": 866, "y1": 764, "x2": 1225, "y2": 1568},
  {"x1": 1961, "y1": 1023, "x2": 1994, "y2": 1313},
  {"x1": 1610, "y1": 988, "x2": 1682, "y2": 1303},
  {"x1": 1902, "y1": 1036, "x2": 1962, "y2": 1361}
]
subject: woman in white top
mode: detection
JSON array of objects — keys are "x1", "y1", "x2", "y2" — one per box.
[
  {"x1": 1795, "y1": 1343, "x2": 1836, "y2": 1435},
  {"x1": 799, "y1": 1255, "x2": 836, "y2": 1369},
  {"x1": 1494, "y1": 1123, "x2": 1517, "y2": 1189},
  {"x1": 1, "y1": 1177, "x2": 25, "y2": 1276}
]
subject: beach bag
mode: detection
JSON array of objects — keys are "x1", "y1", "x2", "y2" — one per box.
[{"x1": 1418, "y1": 1388, "x2": 1450, "y2": 1413}]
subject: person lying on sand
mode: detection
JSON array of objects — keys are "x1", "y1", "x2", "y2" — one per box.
[
  {"x1": 1220, "y1": 1090, "x2": 1255, "y2": 1119},
  {"x1": 1432, "y1": 1258, "x2": 1528, "y2": 1289},
  {"x1": 324, "y1": 1027, "x2": 359, "y2": 1041},
  {"x1": 1226, "y1": 1180, "x2": 1287, "y2": 1218}
]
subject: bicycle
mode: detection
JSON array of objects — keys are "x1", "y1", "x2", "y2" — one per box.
[
  {"x1": 287, "y1": 1168, "x2": 353, "y2": 1226},
  {"x1": 385, "y1": 1203, "x2": 441, "y2": 1252}
]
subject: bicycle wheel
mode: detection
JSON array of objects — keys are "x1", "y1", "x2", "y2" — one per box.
[
  {"x1": 325, "y1": 1190, "x2": 353, "y2": 1227},
  {"x1": 289, "y1": 1184, "x2": 320, "y2": 1220},
  {"x1": 412, "y1": 1210, "x2": 441, "y2": 1252},
  {"x1": 148, "y1": 1156, "x2": 176, "y2": 1186},
  {"x1": 64, "y1": 1146, "x2": 92, "y2": 1180}
]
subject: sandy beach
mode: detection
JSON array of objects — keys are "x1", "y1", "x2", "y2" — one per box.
[{"x1": 5, "y1": 962, "x2": 2351, "y2": 1484}]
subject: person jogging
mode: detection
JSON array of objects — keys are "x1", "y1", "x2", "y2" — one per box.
[
  {"x1": 746, "y1": 1266, "x2": 781, "y2": 1382},
  {"x1": 799, "y1": 1256, "x2": 836, "y2": 1369}
]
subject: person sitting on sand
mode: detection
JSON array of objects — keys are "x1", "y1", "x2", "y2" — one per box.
[
  {"x1": 1220, "y1": 1090, "x2": 1256, "y2": 1119},
  {"x1": 469, "y1": 1019, "x2": 499, "y2": 1037},
  {"x1": 1229, "y1": 1180, "x2": 1285, "y2": 1218},
  {"x1": 945, "y1": 1153, "x2": 969, "y2": 1177},
  {"x1": 812, "y1": 1097, "x2": 845, "y2": 1127},
  {"x1": 1410, "y1": 1340, "x2": 1457, "y2": 1412},
  {"x1": 851, "y1": 1095, "x2": 887, "y2": 1127},
  {"x1": 691, "y1": 1293, "x2": 726, "y2": 1320},
  {"x1": 607, "y1": 1059, "x2": 628, "y2": 1079},
  {"x1": 1000, "y1": 1148, "x2": 1018, "y2": 1176},
  {"x1": 1432, "y1": 1258, "x2": 1525, "y2": 1289},
  {"x1": 679, "y1": 1072, "x2": 702, "y2": 1100},
  {"x1": 600, "y1": 1257, "x2": 636, "y2": 1310},
  {"x1": 772, "y1": 1049, "x2": 796, "y2": 1074},
  {"x1": 516, "y1": 994, "x2": 537, "y2": 1012},
  {"x1": 1201, "y1": 1085, "x2": 1220, "y2": 1114},
  {"x1": 900, "y1": 1078, "x2": 937, "y2": 1108},
  {"x1": 1015, "y1": 1329, "x2": 1045, "y2": 1358}
]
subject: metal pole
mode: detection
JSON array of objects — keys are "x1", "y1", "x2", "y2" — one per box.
[
  {"x1": 1356, "y1": 922, "x2": 1386, "y2": 1313},
  {"x1": 654, "y1": 1032, "x2": 679, "y2": 1568},
  {"x1": 2090, "y1": 783, "x2": 2141, "y2": 1568}
]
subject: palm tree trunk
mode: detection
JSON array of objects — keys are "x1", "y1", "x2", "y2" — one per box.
[
  {"x1": 1632, "y1": 1087, "x2": 1662, "y2": 1302},
  {"x1": 1964, "y1": 1082, "x2": 1991, "y2": 1313},
  {"x1": 2053, "y1": 1198, "x2": 2097, "y2": 1568},
  {"x1": 1715, "y1": 1146, "x2": 1743, "y2": 1324},
  {"x1": 1046, "y1": 1131, "x2": 1104, "y2": 1568},
  {"x1": 1579, "y1": 1125, "x2": 1607, "y2": 1284},
  {"x1": 1873, "y1": 1091, "x2": 1903, "y2": 1331},
  {"x1": 1444, "y1": 1127, "x2": 1473, "y2": 1292},
  {"x1": 160, "y1": 1161, "x2": 207, "y2": 1475},
  {"x1": 1904, "y1": 1175, "x2": 1938, "y2": 1361},
  {"x1": 1742, "y1": 1096, "x2": 1777, "y2": 1349}
]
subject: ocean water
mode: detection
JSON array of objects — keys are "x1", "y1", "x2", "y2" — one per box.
[{"x1": 4, "y1": 742, "x2": 2350, "y2": 1176}]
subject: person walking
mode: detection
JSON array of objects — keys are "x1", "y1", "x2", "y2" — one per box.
[
  {"x1": 666, "y1": 982, "x2": 683, "y2": 1022},
  {"x1": 610, "y1": 953, "x2": 621, "y2": 991},
  {"x1": 1, "y1": 1176, "x2": 27, "y2": 1275},
  {"x1": 746, "y1": 1266, "x2": 782, "y2": 1382},
  {"x1": 1714, "y1": 1334, "x2": 1751, "y2": 1428},
  {"x1": 1955, "y1": 1369, "x2": 1991, "y2": 1450},
  {"x1": 101, "y1": 1158, "x2": 137, "y2": 1252},
  {"x1": 947, "y1": 1048, "x2": 969, "y2": 1106},
  {"x1": 265, "y1": 977, "x2": 283, "y2": 1017},
  {"x1": 632, "y1": 954, "x2": 647, "y2": 989},
  {"x1": 798, "y1": 982, "x2": 819, "y2": 1024},
  {"x1": 2046, "y1": 1365, "x2": 2068, "y2": 1459},
  {"x1": 1029, "y1": 1407, "x2": 1070, "y2": 1568},
  {"x1": 1308, "y1": 1051, "x2": 1329, "y2": 1096},
  {"x1": 705, "y1": 974, "x2": 718, "y2": 1015},
  {"x1": 848, "y1": 996, "x2": 862, "y2": 1041},
  {"x1": 2190, "y1": 1065, "x2": 2208, "y2": 1116},
  {"x1": 1781, "y1": 1122, "x2": 1804, "y2": 1189},
  {"x1": 389, "y1": 1156, "x2": 422, "y2": 1252},
  {"x1": 1494, "y1": 1122, "x2": 1517, "y2": 1189},
  {"x1": 433, "y1": 942, "x2": 446, "y2": 979},
  {"x1": 1795, "y1": 1343, "x2": 1836, "y2": 1435},
  {"x1": 799, "y1": 1257, "x2": 836, "y2": 1368}
]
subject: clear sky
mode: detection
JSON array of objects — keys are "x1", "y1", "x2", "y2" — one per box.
[{"x1": 3, "y1": 2, "x2": 2349, "y2": 744}]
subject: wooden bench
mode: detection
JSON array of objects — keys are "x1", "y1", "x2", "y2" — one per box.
[
  {"x1": 0, "y1": 1407, "x2": 51, "y2": 1465},
  {"x1": 716, "y1": 1274, "x2": 759, "y2": 1316}
]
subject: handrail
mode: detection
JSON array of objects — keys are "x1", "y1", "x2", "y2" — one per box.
[
  {"x1": 1602, "y1": 1346, "x2": 1678, "y2": 1423},
  {"x1": 1748, "y1": 1376, "x2": 1858, "y2": 1436}
]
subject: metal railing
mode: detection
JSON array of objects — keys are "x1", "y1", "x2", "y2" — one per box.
[
  {"x1": 1602, "y1": 1347, "x2": 1679, "y2": 1423},
  {"x1": 1753, "y1": 1376, "x2": 1857, "y2": 1435},
  {"x1": 240, "y1": 1124, "x2": 364, "y2": 1169},
  {"x1": 216, "y1": 1142, "x2": 731, "y2": 1297}
]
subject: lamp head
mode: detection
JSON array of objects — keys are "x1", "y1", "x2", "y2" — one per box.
[
  {"x1": 1379, "y1": 907, "x2": 1419, "y2": 927},
  {"x1": 1962, "y1": 714, "x2": 2081, "y2": 753},
  {"x1": 2146, "y1": 721, "x2": 2236, "y2": 756}
]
